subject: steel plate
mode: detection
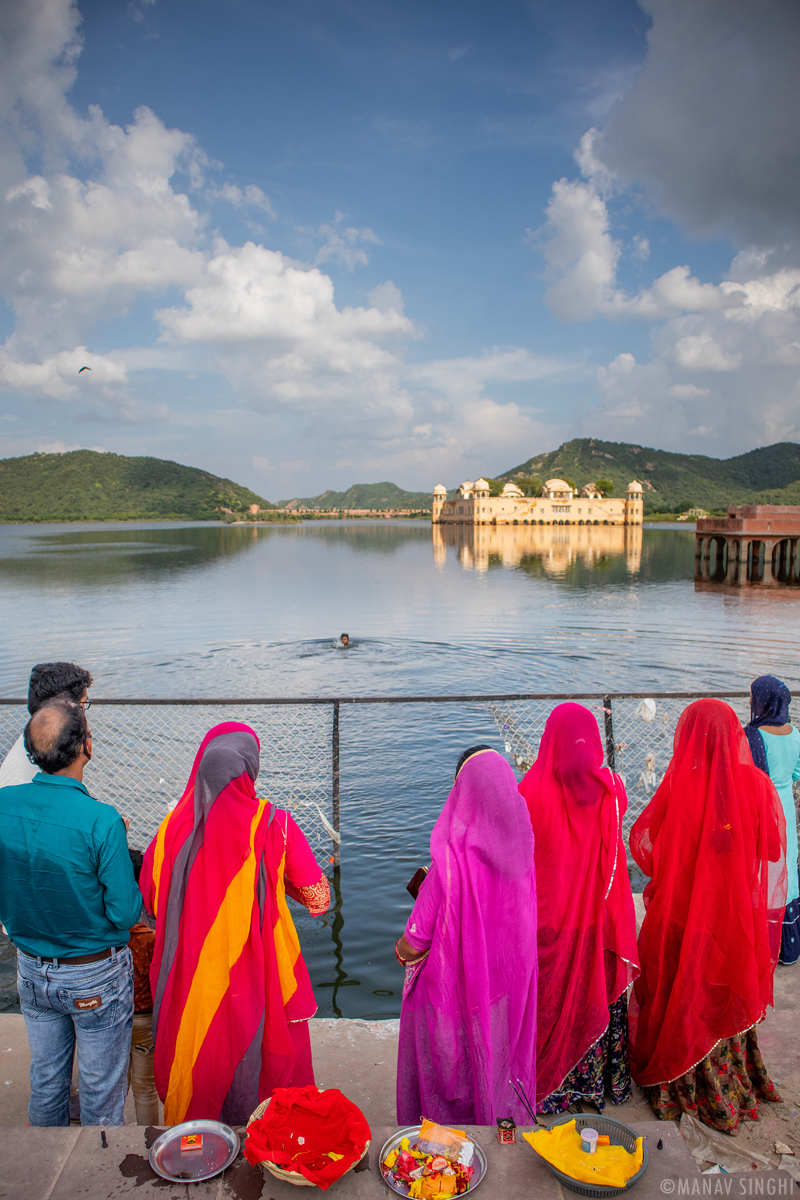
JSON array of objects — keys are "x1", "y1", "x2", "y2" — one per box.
[
  {"x1": 379, "y1": 1126, "x2": 488, "y2": 1196},
  {"x1": 149, "y1": 1120, "x2": 240, "y2": 1182}
]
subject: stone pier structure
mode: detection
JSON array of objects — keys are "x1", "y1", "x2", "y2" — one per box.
[{"x1": 696, "y1": 504, "x2": 800, "y2": 586}]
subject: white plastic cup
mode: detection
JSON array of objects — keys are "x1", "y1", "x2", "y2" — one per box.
[{"x1": 581, "y1": 1128, "x2": 599, "y2": 1155}]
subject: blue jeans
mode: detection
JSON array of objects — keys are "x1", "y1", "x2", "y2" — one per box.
[{"x1": 17, "y1": 947, "x2": 134, "y2": 1127}]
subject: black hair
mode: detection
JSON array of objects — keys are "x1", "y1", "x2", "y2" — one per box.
[
  {"x1": 129, "y1": 848, "x2": 144, "y2": 883},
  {"x1": 23, "y1": 701, "x2": 89, "y2": 774},
  {"x1": 28, "y1": 662, "x2": 93, "y2": 715},
  {"x1": 340, "y1": 633, "x2": 349, "y2": 640},
  {"x1": 454, "y1": 744, "x2": 493, "y2": 778}
]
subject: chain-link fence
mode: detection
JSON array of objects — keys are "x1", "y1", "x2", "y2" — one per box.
[
  {"x1": 2, "y1": 693, "x2": 798, "y2": 857},
  {"x1": 489, "y1": 692, "x2": 777, "y2": 837},
  {"x1": 0, "y1": 701, "x2": 336, "y2": 859}
]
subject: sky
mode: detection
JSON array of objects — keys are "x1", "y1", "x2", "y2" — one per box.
[{"x1": 0, "y1": 0, "x2": 799, "y2": 500}]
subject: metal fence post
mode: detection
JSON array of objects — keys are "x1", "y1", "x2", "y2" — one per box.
[
  {"x1": 332, "y1": 700, "x2": 340, "y2": 873},
  {"x1": 603, "y1": 694, "x2": 616, "y2": 771}
]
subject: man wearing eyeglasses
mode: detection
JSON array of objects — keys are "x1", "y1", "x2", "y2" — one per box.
[
  {"x1": 0, "y1": 700, "x2": 141, "y2": 1126},
  {"x1": 0, "y1": 662, "x2": 93, "y2": 789}
]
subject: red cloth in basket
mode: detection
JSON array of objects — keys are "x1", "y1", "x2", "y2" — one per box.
[{"x1": 244, "y1": 1084, "x2": 371, "y2": 1189}]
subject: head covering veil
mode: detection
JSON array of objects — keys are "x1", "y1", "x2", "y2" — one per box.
[
  {"x1": 397, "y1": 749, "x2": 538, "y2": 1125},
  {"x1": 744, "y1": 675, "x2": 792, "y2": 773},
  {"x1": 140, "y1": 723, "x2": 316, "y2": 1124},
  {"x1": 628, "y1": 699, "x2": 787, "y2": 1087},
  {"x1": 518, "y1": 703, "x2": 639, "y2": 1105}
]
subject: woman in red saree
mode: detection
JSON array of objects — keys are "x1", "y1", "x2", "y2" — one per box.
[
  {"x1": 629, "y1": 699, "x2": 787, "y2": 1133},
  {"x1": 139, "y1": 722, "x2": 329, "y2": 1125},
  {"x1": 519, "y1": 703, "x2": 639, "y2": 1112}
]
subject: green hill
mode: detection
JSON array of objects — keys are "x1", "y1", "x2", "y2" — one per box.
[
  {"x1": 496, "y1": 439, "x2": 800, "y2": 514},
  {"x1": 0, "y1": 450, "x2": 279, "y2": 522},
  {"x1": 278, "y1": 481, "x2": 431, "y2": 511}
]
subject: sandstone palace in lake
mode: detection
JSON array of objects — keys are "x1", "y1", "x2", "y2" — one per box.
[{"x1": 432, "y1": 477, "x2": 644, "y2": 526}]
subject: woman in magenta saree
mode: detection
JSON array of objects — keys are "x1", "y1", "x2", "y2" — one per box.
[{"x1": 395, "y1": 747, "x2": 538, "y2": 1126}]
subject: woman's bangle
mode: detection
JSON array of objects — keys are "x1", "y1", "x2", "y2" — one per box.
[{"x1": 395, "y1": 937, "x2": 428, "y2": 966}]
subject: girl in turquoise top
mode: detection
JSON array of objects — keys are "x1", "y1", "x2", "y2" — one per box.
[{"x1": 745, "y1": 675, "x2": 800, "y2": 965}]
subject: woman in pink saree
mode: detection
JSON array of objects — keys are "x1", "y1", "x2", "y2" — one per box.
[
  {"x1": 395, "y1": 747, "x2": 538, "y2": 1125},
  {"x1": 519, "y1": 703, "x2": 639, "y2": 1112}
]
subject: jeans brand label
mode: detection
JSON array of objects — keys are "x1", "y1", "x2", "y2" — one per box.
[{"x1": 74, "y1": 995, "x2": 102, "y2": 1010}]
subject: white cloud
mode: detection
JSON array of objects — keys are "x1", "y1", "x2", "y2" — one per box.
[
  {"x1": 312, "y1": 213, "x2": 380, "y2": 271},
  {"x1": 1, "y1": 102, "x2": 207, "y2": 358},
  {"x1": 0, "y1": 346, "x2": 127, "y2": 401},
  {"x1": 413, "y1": 347, "x2": 569, "y2": 398},
  {"x1": 156, "y1": 240, "x2": 412, "y2": 356},
  {"x1": 670, "y1": 332, "x2": 740, "y2": 372},
  {"x1": 128, "y1": 0, "x2": 156, "y2": 24},
  {"x1": 632, "y1": 235, "x2": 650, "y2": 261},
  {"x1": 536, "y1": 179, "x2": 746, "y2": 322},
  {"x1": 207, "y1": 182, "x2": 276, "y2": 218},
  {"x1": 532, "y1": 0, "x2": 800, "y2": 456},
  {"x1": 534, "y1": 178, "x2": 619, "y2": 321},
  {"x1": 0, "y1": 0, "x2": 573, "y2": 486},
  {"x1": 669, "y1": 384, "x2": 709, "y2": 398},
  {"x1": 368, "y1": 280, "x2": 405, "y2": 314}
]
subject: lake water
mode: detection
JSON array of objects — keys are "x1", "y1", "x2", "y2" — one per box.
[{"x1": 2, "y1": 518, "x2": 799, "y2": 1017}]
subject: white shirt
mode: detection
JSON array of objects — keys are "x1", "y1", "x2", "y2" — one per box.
[{"x1": 0, "y1": 734, "x2": 36, "y2": 788}]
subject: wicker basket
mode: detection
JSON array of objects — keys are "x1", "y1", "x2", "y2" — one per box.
[
  {"x1": 530, "y1": 1114, "x2": 649, "y2": 1198},
  {"x1": 246, "y1": 1096, "x2": 370, "y2": 1189}
]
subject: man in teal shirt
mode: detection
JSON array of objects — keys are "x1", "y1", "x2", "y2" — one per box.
[{"x1": 0, "y1": 700, "x2": 142, "y2": 1126}]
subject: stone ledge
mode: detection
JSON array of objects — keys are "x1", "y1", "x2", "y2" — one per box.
[{"x1": 0, "y1": 1117, "x2": 707, "y2": 1200}]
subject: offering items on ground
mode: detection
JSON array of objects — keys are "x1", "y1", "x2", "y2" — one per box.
[
  {"x1": 381, "y1": 1122, "x2": 476, "y2": 1198},
  {"x1": 244, "y1": 1085, "x2": 370, "y2": 1191},
  {"x1": 524, "y1": 1120, "x2": 644, "y2": 1189}
]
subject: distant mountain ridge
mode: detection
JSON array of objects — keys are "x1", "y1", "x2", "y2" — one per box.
[
  {"x1": 6, "y1": 439, "x2": 800, "y2": 525},
  {"x1": 496, "y1": 439, "x2": 800, "y2": 513},
  {"x1": 278, "y1": 481, "x2": 432, "y2": 511},
  {"x1": 0, "y1": 450, "x2": 275, "y2": 522}
]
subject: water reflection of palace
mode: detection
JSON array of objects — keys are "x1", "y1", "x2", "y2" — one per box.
[{"x1": 433, "y1": 521, "x2": 643, "y2": 576}]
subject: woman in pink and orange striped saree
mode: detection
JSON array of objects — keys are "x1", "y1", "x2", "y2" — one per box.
[{"x1": 140, "y1": 723, "x2": 329, "y2": 1125}]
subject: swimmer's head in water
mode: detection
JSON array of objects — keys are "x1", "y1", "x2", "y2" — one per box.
[{"x1": 340, "y1": 633, "x2": 350, "y2": 646}]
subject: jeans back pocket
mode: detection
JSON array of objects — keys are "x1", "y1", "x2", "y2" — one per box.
[{"x1": 57, "y1": 973, "x2": 122, "y2": 1030}]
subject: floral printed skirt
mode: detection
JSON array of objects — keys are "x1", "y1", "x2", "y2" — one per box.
[
  {"x1": 643, "y1": 1028, "x2": 781, "y2": 1135},
  {"x1": 540, "y1": 993, "x2": 632, "y2": 1113}
]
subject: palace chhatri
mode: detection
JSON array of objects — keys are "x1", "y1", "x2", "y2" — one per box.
[{"x1": 432, "y1": 477, "x2": 644, "y2": 526}]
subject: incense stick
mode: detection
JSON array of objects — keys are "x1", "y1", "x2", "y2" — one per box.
[
  {"x1": 516, "y1": 1078, "x2": 539, "y2": 1125},
  {"x1": 509, "y1": 1078, "x2": 539, "y2": 1125}
]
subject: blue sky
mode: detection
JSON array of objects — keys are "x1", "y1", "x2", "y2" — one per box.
[{"x1": 1, "y1": 0, "x2": 799, "y2": 499}]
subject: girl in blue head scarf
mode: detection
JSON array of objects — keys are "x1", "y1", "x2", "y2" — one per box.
[{"x1": 745, "y1": 675, "x2": 800, "y2": 964}]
